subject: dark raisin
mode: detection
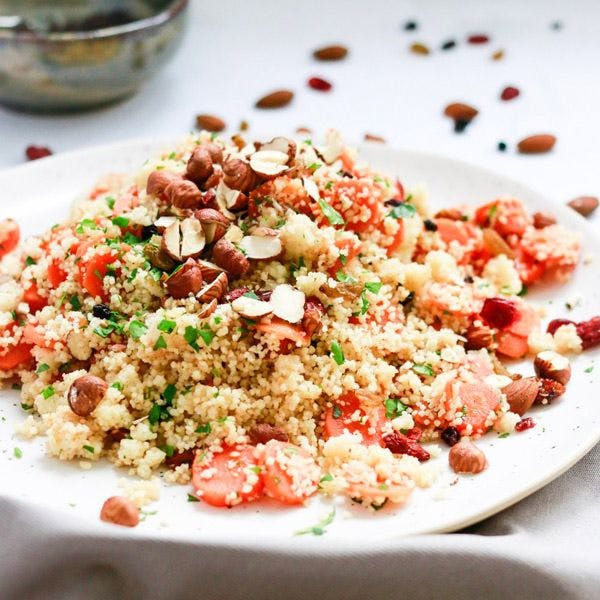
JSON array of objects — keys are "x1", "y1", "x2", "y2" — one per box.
[
  {"x1": 141, "y1": 224, "x2": 159, "y2": 240},
  {"x1": 454, "y1": 119, "x2": 470, "y2": 133},
  {"x1": 403, "y1": 20, "x2": 418, "y2": 31},
  {"x1": 384, "y1": 198, "x2": 404, "y2": 207},
  {"x1": 464, "y1": 275, "x2": 474, "y2": 283},
  {"x1": 497, "y1": 141, "x2": 507, "y2": 152},
  {"x1": 441, "y1": 39, "x2": 456, "y2": 50},
  {"x1": 341, "y1": 170, "x2": 354, "y2": 178},
  {"x1": 92, "y1": 304, "x2": 112, "y2": 320},
  {"x1": 441, "y1": 426, "x2": 461, "y2": 446},
  {"x1": 401, "y1": 291, "x2": 414, "y2": 306},
  {"x1": 423, "y1": 219, "x2": 437, "y2": 231}
]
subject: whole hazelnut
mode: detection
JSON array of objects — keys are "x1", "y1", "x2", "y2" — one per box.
[
  {"x1": 502, "y1": 377, "x2": 541, "y2": 416},
  {"x1": 448, "y1": 439, "x2": 487, "y2": 474},
  {"x1": 165, "y1": 259, "x2": 204, "y2": 299},
  {"x1": 533, "y1": 351, "x2": 571, "y2": 386},
  {"x1": 100, "y1": 496, "x2": 140, "y2": 527},
  {"x1": 222, "y1": 158, "x2": 257, "y2": 193},
  {"x1": 186, "y1": 146, "x2": 214, "y2": 183},
  {"x1": 146, "y1": 170, "x2": 180, "y2": 198},
  {"x1": 164, "y1": 179, "x2": 202, "y2": 209},
  {"x1": 68, "y1": 375, "x2": 108, "y2": 417},
  {"x1": 212, "y1": 238, "x2": 250, "y2": 278}
]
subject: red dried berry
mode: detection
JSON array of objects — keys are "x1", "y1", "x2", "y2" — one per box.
[
  {"x1": 535, "y1": 378, "x2": 566, "y2": 404},
  {"x1": 546, "y1": 318, "x2": 575, "y2": 335},
  {"x1": 480, "y1": 297, "x2": 518, "y2": 330},
  {"x1": 165, "y1": 448, "x2": 196, "y2": 467},
  {"x1": 308, "y1": 77, "x2": 333, "y2": 92},
  {"x1": 405, "y1": 427, "x2": 422, "y2": 441},
  {"x1": 467, "y1": 34, "x2": 489, "y2": 44},
  {"x1": 257, "y1": 290, "x2": 272, "y2": 302},
  {"x1": 225, "y1": 287, "x2": 249, "y2": 303},
  {"x1": 575, "y1": 316, "x2": 600, "y2": 349},
  {"x1": 515, "y1": 417, "x2": 536, "y2": 432},
  {"x1": 25, "y1": 145, "x2": 53, "y2": 161},
  {"x1": 500, "y1": 86, "x2": 520, "y2": 101},
  {"x1": 383, "y1": 431, "x2": 430, "y2": 462}
]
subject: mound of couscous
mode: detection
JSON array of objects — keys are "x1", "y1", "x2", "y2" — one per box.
[{"x1": 0, "y1": 130, "x2": 595, "y2": 513}]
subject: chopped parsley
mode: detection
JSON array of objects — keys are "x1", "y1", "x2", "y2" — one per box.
[
  {"x1": 128, "y1": 320, "x2": 148, "y2": 340},
  {"x1": 187, "y1": 493, "x2": 200, "y2": 502},
  {"x1": 111, "y1": 381, "x2": 123, "y2": 391},
  {"x1": 364, "y1": 281, "x2": 382, "y2": 294},
  {"x1": 13, "y1": 447, "x2": 23, "y2": 459},
  {"x1": 25, "y1": 256, "x2": 36, "y2": 266},
  {"x1": 359, "y1": 290, "x2": 370, "y2": 315},
  {"x1": 243, "y1": 291, "x2": 260, "y2": 300},
  {"x1": 20, "y1": 403, "x2": 32, "y2": 411},
  {"x1": 36, "y1": 363, "x2": 50, "y2": 374},
  {"x1": 336, "y1": 270, "x2": 356, "y2": 284},
  {"x1": 317, "y1": 199, "x2": 345, "y2": 226},
  {"x1": 161, "y1": 444, "x2": 175, "y2": 457},
  {"x1": 184, "y1": 325, "x2": 214, "y2": 350},
  {"x1": 70, "y1": 295, "x2": 82, "y2": 310},
  {"x1": 385, "y1": 398, "x2": 408, "y2": 419},
  {"x1": 83, "y1": 445, "x2": 95, "y2": 454},
  {"x1": 163, "y1": 384, "x2": 176, "y2": 404},
  {"x1": 105, "y1": 197, "x2": 116, "y2": 210},
  {"x1": 584, "y1": 365, "x2": 594, "y2": 374},
  {"x1": 75, "y1": 218, "x2": 98, "y2": 234},
  {"x1": 320, "y1": 473, "x2": 334, "y2": 483},
  {"x1": 332, "y1": 404, "x2": 342, "y2": 419},
  {"x1": 498, "y1": 432, "x2": 510, "y2": 439},
  {"x1": 112, "y1": 216, "x2": 129, "y2": 228},
  {"x1": 324, "y1": 181, "x2": 334, "y2": 190},
  {"x1": 308, "y1": 162, "x2": 322, "y2": 171},
  {"x1": 330, "y1": 341, "x2": 345, "y2": 365},
  {"x1": 289, "y1": 256, "x2": 306, "y2": 277},
  {"x1": 153, "y1": 335, "x2": 167, "y2": 350},
  {"x1": 412, "y1": 363, "x2": 434, "y2": 377},
  {"x1": 295, "y1": 508, "x2": 336, "y2": 536},
  {"x1": 41, "y1": 385, "x2": 55, "y2": 400},
  {"x1": 388, "y1": 203, "x2": 416, "y2": 219},
  {"x1": 195, "y1": 423, "x2": 212, "y2": 435},
  {"x1": 517, "y1": 285, "x2": 528, "y2": 297},
  {"x1": 338, "y1": 252, "x2": 347, "y2": 266}
]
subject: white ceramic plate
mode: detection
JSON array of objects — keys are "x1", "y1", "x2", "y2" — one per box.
[{"x1": 0, "y1": 139, "x2": 598, "y2": 549}]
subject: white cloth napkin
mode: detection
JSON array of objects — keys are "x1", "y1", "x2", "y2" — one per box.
[{"x1": 1, "y1": 443, "x2": 597, "y2": 600}]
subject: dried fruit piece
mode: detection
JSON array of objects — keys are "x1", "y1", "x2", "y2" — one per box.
[
  {"x1": 491, "y1": 49, "x2": 505, "y2": 60},
  {"x1": 270, "y1": 284, "x2": 305, "y2": 324},
  {"x1": 500, "y1": 86, "x2": 520, "y2": 101},
  {"x1": 255, "y1": 89, "x2": 294, "y2": 109},
  {"x1": 212, "y1": 238, "x2": 250, "y2": 277},
  {"x1": 517, "y1": 134, "x2": 556, "y2": 154},
  {"x1": 502, "y1": 377, "x2": 540, "y2": 415},
  {"x1": 26, "y1": 145, "x2": 52, "y2": 160},
  {"x1": 515, "y1": 417, "x2": 536, "y2": 432},
  {"x1": 576, "y1": 316, "x2": 600, "y2": 349},
  {"x1": 410, "y1": 42, "x2": 429, "y2": 55},
  {"x1": 534, "y1": 351, "x2": 571, "y2": 385},
  {"x1": 100, "y1": 496, "x2": 140, "y2": 527},
  {"x1": 467, "y1": 34, "x2": 489, "y2": 44},
  {"x1": 383, "y1": 431, "x2": 430, "y2": 462},
  {"x1": 482, "y1": 228, "x2": 515, "y2": 258},
  {"x1": 441, "y1": 40, "x2": 457, "y2": 50},
  {"x1": 195, "y1": 114, "x2": 226, "y2": 132},
  {"x1": 68, "y1": 375, "x2": 108, "y2": 417},
  {"x1": 547, "y1": 318, "x2": 574, "y2": 335},
  {"x1": 567, "y1": 196, "x2": 598, "y2": 217},
  {"x1": 302, "y1": 296, "x2": 325, "y2": 337},
  {"x1": 308, "y1": 76, "x2": 332, "y2": 91},
  {"x1": 143, "y1": 243, "x2": 177, "y2": 272},
  {"x1": 441, "y1": 426, "x2": 461, "y2": 447},
  {"x1": 165, "y1": 259, "x2": 203, "y2": 299},
  {"x1": 535, "y1": 378, "x2": 565, "y2": 404},
  {"x1": 364, "y1": 133, "x2": 386, "y2": 143},
  {"x1": 480, "y1": 297, "x2": 518, "y2": 329},
  {"x1": 448, "y1": 439, "x2": 487, "y2": 474},
  {"x1": 249, "y1": 423, "x2": 289, "y2": 444},
  {"x1": 532, "y1": 212, "x2": 557, "y2": 228},
  {"x1": 313, "y1": 44, "x2": 348, "y2": 61},
  {"x1": 464, "y1": 324, "x2": 494, "y2": 350},
  {"x1": 444, "y1": 103, "x2": 478, "y2": 132}
]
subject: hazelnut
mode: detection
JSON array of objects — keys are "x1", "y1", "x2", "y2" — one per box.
[
  {"x1": 196, "y1": 259, "x2": 225, "y2": 283},
  {"x1": 197, "y1": 298, "x2": 217, "y2": 319},
  {"x1": 165, "y1": 259, "x2": 204, "y2": 299},
  {"x1": 270, "y1": 284, "x2": 305, "y2": 324},
  {"x1": 211, "y1": 238, "x2": 250, "y2": 277},
  {"x1": 231, "y1": 295, "x2": 273, "y2": 318},
  {"x1": 68, "y1": 375, "x2": 108, "y2": 417},
  {"x1": 448, "y1": 439, "x2": 487, "y2": 474},
  {"x1": 202, "y1": 142, "x2": 223, "y2": 164},
  {"x1": 186, "y1": 146, "x2": 214, "y2": 183},
  {"x1": 249, "y1": 423, "x2": 289, "y2": 444},
  {"x1": 100, "y1": 496, "x2": 140, "y2": 527},
  {"x1": 238, "y1": 232, "x2": 282, "y2": 260},
  {"x1": 195, "y1": 208, "x2": 230, "y2": 244},
  {"x1": 464, "y1": 324, "x2": 494, "y2": 350},
  {"x1": 302, "y1": 296, "x2": 325, "y2": 337},
  {"x1": 257, "y1": 137, "x2": 296, "y2": 163},
  {"x1": 197, "y1": 271, "x2": 228, "y2": 302},
  {"x1": 532, "y1": 212, "x2": 557, "y2": 229},
  {"x1": 249, "y1": 150, "x2": 290, "y2": 179},
  {"x1": 201, "y1": 168, "x2": 223, "y2": 191},
  {"x1": 146, "y1": 170, "x2": 180, "y2": 198},
  {"x1": 161, "y1": 218, "x2": 206, "y2": 262},
  {"x1": 143, "y1": 242, "x2": 178, "y2": 272},
  {"x1": 502, "y1": 377, "x2": 541, "y2": 416},
  {"x1": 164, "y1": 179, "x2": 202, "y2": 209},
  {"x1": 222, "y1": 158, "x2": 257, "y2": 192},
  {"x1": 533, "y1": 351, "x2": 571, "y2": 385}
]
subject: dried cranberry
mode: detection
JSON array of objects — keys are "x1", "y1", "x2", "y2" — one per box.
[
  {"x1": 383, "y1": 431, "x2": 430, "y2": 462},
  {"x1": 467, "y1": 34, "x2": 489, "y2": 44},
  {"x1": 500, "y1": 86, "x2": 520, "y2": 101},
  {"x1": 576, "y1": 316, "x2": 600, "y2": 349},
  {"x1": 225, "y1": 287, "x2": 249, "y2": 302},
  {"x1": 536, "y1": 378, "x2": 565, "y2": 404},
  {"x1": 25, "y1": 145, "x2": 53, "y2": 161},
  {"x1": 308, "y1": 77, "x2": 332, "y2": 92},
  {"x1": 405, "y1": 427, "x2": 422, "y2": 441},
  {"x1": 279, "y1": 339, "x2": 295, "y2": 355},
  {"x1": 547, "y1": 318, "x2": 575, "y2": 335},
  {"x1": 249, "y1": 423, "x2": 289, "y2": 444},
  {"x1": 480, "y1": 297, "x2": 518, "y2": 330},
  {"x1": 165, "y1": 448, "x2": 196, "y2": 468},
  {"x1": 515, "y1": 417, "x2": 536, "y2": 432},
  {"x1": 257, "y1": 290, "x2": 272, "y2": 302},
  {"x1": 441, "y1": 426, "x2": 461, "y2": 446}
]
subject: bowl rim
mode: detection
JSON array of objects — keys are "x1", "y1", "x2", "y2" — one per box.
[{"x1": 0, "y1": 0, "x2": 188, "y2": 42}]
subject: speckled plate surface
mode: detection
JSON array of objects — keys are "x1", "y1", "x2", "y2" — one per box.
[{"x1": 0, "y1": 139, "x2": 598, "y2": 547}]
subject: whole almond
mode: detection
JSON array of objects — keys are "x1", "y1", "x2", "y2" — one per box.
[
  {"x1": 255, "y1": 89, "x2": 294, "y2": 109},
  {"x1": 444, "y1": 102, "x2": 478, "y2": 122},
  {"x1": 364, "y1": 133, "x2": 386, "y2": 143},
  {"x1": 502, "y1": 376, "x2": 541, "y2": 416},
  {"x1": 517, "y1": 134, "x2": 556, "y2": 154},
  {"x1": 313, "y1": 44, "x2": 348, "y2": 61},
  {"x1": 567, "y1": 195, "x2": 599, "y2": 218},
  {"x1": 195, "y1": 114, "x2": 226, "y2": 132},
  {"x1": 532, "y1": 211, "x2": 557, "y2": 228}
]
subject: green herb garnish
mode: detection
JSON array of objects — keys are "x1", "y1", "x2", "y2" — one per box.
[
  {"x1": 330, "y1": 341, "x2": 345, "y2": 365},
  {"x1": 153, "y1": 335, "x2": 167, "y2": 350},
  {"x1": 385, "y1": 398, "x2": 408, "y2": 419},
  {"x1": 41, "y1": 386, "x2": 55, "y2": 399},
  {"x1": 36, "y1": 363, "x2": 50, "y2": 374},
  {"x1": 388, "y1": 203, "x2": 416, "y2": 219},
  {"x1": 295, "y1": 508, "x2": 336, "y2": 536},
  {"x1": 317, "y1": 199, "x2": 345, "y2": 226},
  {"x1": 129, "y1": 320, "x2": 148, "y2": 340},
  {"x1": 412, "y1": 363, "x2": 434, "y2": 377}
]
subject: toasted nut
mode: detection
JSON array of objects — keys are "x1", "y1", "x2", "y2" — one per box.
[
  {"x1": 100, "y1": 496, "x2": 140, "y2": 527},
  {"x1": 201, "y1": 168, "x2": 223, "y2": 192},
  {"x1": 313, "y1": 44, "x2": 348, "y2": 61},
  {"x1": 195, "y1": 208, "x2": 229, "y2": 244},
  {"x1": 231, "y1": 295, "x2": 272, "y2": 318},
  {"x1": 502, "y1": 376, "x2": 541, "y2": 415},
  {"x1": 255, "y1": 89, "x2": 294, "y2": 109},
  {"x1": 534, "y1": 351, "x2": 571, "y2": 385},
  {"x1": 444, "y1": 102, "x2": 478, "y2": 122},
  {"x1": 146, "y1": 170, "x2": 180, "y2": 197},
  {"x1": 231, "y1": 134, "x2": 246, "y2": 151},
  {"x1": 164, "y1": 179, "x2": 202, "y2": 209},
  {"x1": 215, "y1": 180, "x2": 247, "y2": 215},
  {"x1": 212, "y1": 238, "x2": 250, "y2": 277},
  {"x1": 532, "y1": 211, "x2": 557, "y2": 228},
  {"x1": 434, "y1": 208, "x2": 464, "y2": 220},
  {"x1": 296, "y1": 126, "x2": 312, "y2": 135},
  {"x1": 162, "y1": 218, "x2": 205, "y2": 261},
  {"x1": 186, "y1": 146, "x2": 214, "y2": 183},
  {"x1": 464, "y1": 324, "x2": 494, "y2": 350},
  {"x1": 364, "y1": 133, "x2": 386, "y2": 143},
  {"x1": 517, "y1": 134, "x2": 556, "y2": 154},
  {"x1": 238, "y1": 233, "x2": 282, "y2": 259},
  {"x1": 448, "y1": 439, "x2": 487, "y2": 474},
  {"x1": 197, "y1": 259, "x2": 225, "y2": 282},
  {"x1": 161, "y1": 221, "x2": 182, "y2": 261},
  {"x1": 567, "y1": 195, "x2": 599, "y2": 217},
  {"x1": 270, "y1": 284, "x2": 305, "y2": 324},
  {"x1": 153, "y1": 215, "x2": 178, "y2": 232},
  {"x1": 197, "y1": 271, "x2": 228, "y2": 302},
  {"x1": 249, "y1": 423, "x2": 289, "y2": 444},
  {"x1": 165, "y1": 259, "x2": 203, "y2": 299},
  {"x1": 68, "y1": 375, "x2": 108, "y2": 417},
  {"x1": 222, "y1": 158, "x2": 257, "y2": 192},
  {"x1": 143, "y1": 243, "x2": 177, "y2": 272},
  {"x1": 535, "y1": 377, "x2": 566, "y2": 405},
  {"x1": 195, "y1": 113, "x2": 226, "y2": 132},
  {"x1": 302, "y1": 296, "x2": 325, "y2": 337},
  {"x1": 197, "y1": 298, "x2": 217, "y2": 319},
  {"x1": 249, "y1": 150, "x2": 290, "y2": 178},
  {"x1": 482, "y1": 228, "x2": 515, "y2": 258},
  {"x1": 257, "y1": 137, "x2": 296, "y2": 163}
]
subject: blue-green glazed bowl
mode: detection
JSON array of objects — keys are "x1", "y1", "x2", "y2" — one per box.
[{"x1": 0, "y1": 0, "x2": 188, "y2": 112}]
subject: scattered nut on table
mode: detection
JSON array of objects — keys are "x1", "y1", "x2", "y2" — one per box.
[{"x1": 448, "y1": 439, "x2": 487, "y2": 474}]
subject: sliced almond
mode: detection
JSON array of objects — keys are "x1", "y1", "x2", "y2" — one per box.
[
  {"x1": 180, "y1": 218, "x2": 206, "y2": 259},
  {"x1": 249, "y1": 150, "x2": 289, "y2": 178},
  {"x1": 270, "y1": 284, "x2": 305, "y2": 323},
  {"x1": 162, "y1": 221, "x2": 182, "y2": 261},
  {"x1": 238, "y1": 234, "x2": 282, "y2": 260},
  {"x1": 231, "y1": 295, "x2": 273, "y2": 318},
  {"x1": 154, "y1": 215, "x2": 178, "y2": 231}
]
